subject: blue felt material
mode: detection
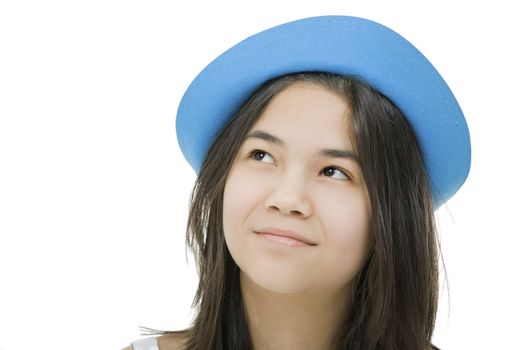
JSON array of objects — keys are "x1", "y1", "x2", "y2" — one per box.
[{"x1": 175, "y1": 15, "x2": 471, "y2": 208}]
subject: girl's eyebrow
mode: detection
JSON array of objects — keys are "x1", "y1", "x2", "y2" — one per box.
[
  {"x1": 245, "y1": 130, "x2": 360, "y2": 164},
  {"x1": 246, "y1": 130, "x2": 284, "y2": 146}
]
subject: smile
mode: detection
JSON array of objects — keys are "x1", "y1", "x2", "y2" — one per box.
[{"x1": 254, "y1": 228, "x2": 317, "y2": 247}]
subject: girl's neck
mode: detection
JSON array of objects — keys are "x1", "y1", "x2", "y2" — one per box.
[{"x1": 240, "y1": 273, "x2": 353, "y2": 350}]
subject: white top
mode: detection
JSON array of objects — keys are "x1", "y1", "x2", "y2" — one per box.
[{"x1": 131, "y1": 336, "x2": 159, "y2": 350}]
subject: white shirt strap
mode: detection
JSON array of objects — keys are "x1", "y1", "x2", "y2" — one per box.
[{"x1": 131, "y1": 336, "x2": 159, "y2": 350}]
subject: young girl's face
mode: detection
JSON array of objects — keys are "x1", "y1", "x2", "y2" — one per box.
[{"x1": 223, "y1": 82, "x2": 371, "y2": 295}]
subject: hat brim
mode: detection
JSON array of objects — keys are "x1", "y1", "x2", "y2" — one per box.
[{"x1": 176, "y1": 15, "x2": 471, "y2": 207}]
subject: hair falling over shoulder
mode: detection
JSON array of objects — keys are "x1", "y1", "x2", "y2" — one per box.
[{"x1": 159, "y1": 73, "x2": 442, "y2": 350}]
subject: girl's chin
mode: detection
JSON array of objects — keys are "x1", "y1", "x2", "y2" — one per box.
[{"x1": 239, "y1": 269, "x2": 314, "y2": 295}]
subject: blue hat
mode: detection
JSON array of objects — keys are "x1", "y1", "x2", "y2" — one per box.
[{"x1": 176, "y1": 15, "x2": 471, "y2": 207}]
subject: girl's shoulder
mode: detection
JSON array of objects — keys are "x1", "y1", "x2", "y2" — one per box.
[
  {"x1": 122, "y1": 332, "x2": 189, "y2": 350},
  {"x1": 157, "y1": 333, "x2": 188, "y2": 350}
]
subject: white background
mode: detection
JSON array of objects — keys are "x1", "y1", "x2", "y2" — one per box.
[{"x1": 1, "y1": 1, "x2": 523, "y2": 349}]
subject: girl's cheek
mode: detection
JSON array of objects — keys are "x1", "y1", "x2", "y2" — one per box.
[
  {"x1": 224, "y1": 168, "x2": 267, "y2": 216},
  {"x1": 321, "y1": 195, "x2": 369, "y2": 242}
]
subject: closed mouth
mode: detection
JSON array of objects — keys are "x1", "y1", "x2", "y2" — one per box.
[{"x1": 254, "y1": 228, "x2": 317, "y2": 246}]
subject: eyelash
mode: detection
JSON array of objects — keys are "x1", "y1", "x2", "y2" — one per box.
[{"x1": 248, "y1": 149, "x2": 352, "y2": 181}]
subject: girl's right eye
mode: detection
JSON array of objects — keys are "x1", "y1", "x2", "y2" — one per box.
[{"x1": 249, "y1": 150, "x2": 275, "y2": 164}]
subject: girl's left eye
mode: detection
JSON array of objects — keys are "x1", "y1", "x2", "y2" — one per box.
[{"x1": 322, "y1": 167, "x2": 350, "y2": 181}]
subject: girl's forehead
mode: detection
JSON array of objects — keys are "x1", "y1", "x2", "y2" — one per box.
[
  {"x1": 247, "y1": 83, "x2": 355, "y2": 150},
  {"x1": 269, "y1": 81, "x2": 345, "y2": 106},
  {"x1": 259, "y1": 83, "x2": 349, "y2": 124}
]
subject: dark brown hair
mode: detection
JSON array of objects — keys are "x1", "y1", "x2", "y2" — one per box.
[{"x1": 157, "y1": 72, "x2": 440, "y2": 349}]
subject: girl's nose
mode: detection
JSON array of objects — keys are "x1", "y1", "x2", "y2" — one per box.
[{"x1": 263, "y1": 173, "x2": 313, "y2": 218}]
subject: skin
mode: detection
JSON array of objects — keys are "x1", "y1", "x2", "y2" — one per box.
[{"x1": 222, "y1": 82, "x2": 371, "y2": 350}]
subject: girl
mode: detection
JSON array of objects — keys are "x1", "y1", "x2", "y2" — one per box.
[{"x1": 125, "y1": 15, "x2": 470, "y2": 350}]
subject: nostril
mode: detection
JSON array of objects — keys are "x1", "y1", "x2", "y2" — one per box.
[
  {"x1": 268, "y1": 205, "x2": 280, "y2": 212},
  {"x1": 264, "y1": 189, "x2": 313, "y2": 218},
  {"x1": 267, "y1": 205, "x2": 302, "y2": 216}
]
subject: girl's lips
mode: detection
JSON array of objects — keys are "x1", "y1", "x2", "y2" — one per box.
[{"x1": 254, "y1": 228, "x2": 317, "y2": 246}]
